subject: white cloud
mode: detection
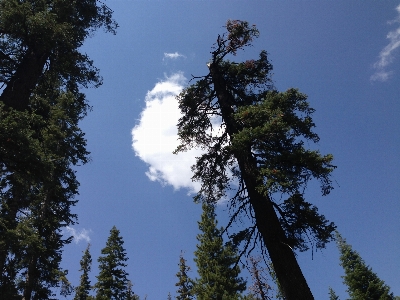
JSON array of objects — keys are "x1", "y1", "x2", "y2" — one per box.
[
  {"x1": 163, "y1": 52, "x2": 186, "y2": 60},
  {"x1": 64, "y1": 226, "x2": 91, "y2": 244},
  {"x1": 131, "y1": 72, "x2": 203, "y2": 194},
  {"x1": 371, "y1": 4, "x2": 400, "y2": 82}
]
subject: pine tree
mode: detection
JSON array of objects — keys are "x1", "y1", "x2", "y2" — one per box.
[
  {"x1": 95, "y1": 226, "x2": 130, "y2": 300},
  {"x1": 336, "y1": 232, "x2": 394, "y2": 300},
  {"x1": 0, "y1": 1, "x2": 117, "y2": 298},
  {"x1": 175, "y1": 20, "x2": 336, "y2": 299},
  {"x1": 328, "y1": 287, "x2": 339, "y2": 300},
  {"x1": 74, "y1": 244, "x2": 93, "y2": 300},
  {"x1": 193, "y1": 203, "x2": 246, "y2": 300},
  {"x1": 175, "y1": 252, "x2": 194, "y2": 300}
]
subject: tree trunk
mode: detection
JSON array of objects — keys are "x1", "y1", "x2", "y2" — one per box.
[
  {"x1": 23, "y1": 254, "x2": 38, "y2": 300},
  {"x1": 209, "y1": 63, "x2": 314, "y2": 300},
  {"x1": 0, "y1": 46, "x2": 49, "y2": 111}
]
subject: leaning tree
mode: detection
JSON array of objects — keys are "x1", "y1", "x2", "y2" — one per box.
[{"x1": 174, "y1": 20, "x2": 336, "y2": 299}]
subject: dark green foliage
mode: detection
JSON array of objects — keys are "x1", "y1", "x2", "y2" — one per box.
[
  {"x1": 0, "y1": 0, "x2": 117, "y2": 298},
  {"x1": 175, "y1": 252, "x2": 194, "y2": 300},
  {"x1": 0, "y1": 91, "x2": 85, "y2": 299},
  {"x1": 232, "y1": 89, "x2": 336, "y2": 251},
  {"x1": 74, "y1": 244, "x2": 93, "y2": 300},
  {"x1": 95, "y1": 226, "x2": 131, "y2": 300},
  {"x1": 329, "y1": 287, "x2": 339, "y2": 300},
  {"x1": 193, "y1": 203, "x2": 246, "y2": 300},
  {"x1": 175, "y1": 20, "x2": 335, "y2": 299},
  {"x1": 336, "y1": 232, "x2": 395, "y2": 300},
  {"x1": 0, "y1": 0, "x2": 117, "y2": 111},
  {"x1": 126, "y1": 281, "x2": 139, "y2": 300}
]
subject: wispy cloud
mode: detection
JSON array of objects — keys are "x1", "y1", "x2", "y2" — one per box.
[
  {"x1": 163, "y1": 52, "x2": 186, "y2": 60},
  {"x1": 131, "y1": 72, "x2": 202, "y2": 194},
  {"x1": 371, "y1": 4, "x2": 400, "y2": 82},
  {"x1": 64, "y1": 226, "x2": 91, "y2": 244}
]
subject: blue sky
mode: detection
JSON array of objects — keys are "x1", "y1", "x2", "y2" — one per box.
[{"x1": 60, "y1": 1, "x2": 400, "y2": 299}]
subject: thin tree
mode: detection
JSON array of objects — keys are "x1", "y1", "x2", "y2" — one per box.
[
  {"x1": 247, "y1": 256, "x2": 271, "y2": 300},
  {"x1": 193, "y1": 202, "x2": 246, "y2": 300},
  {"x1": 175, "y1": 20, "x2": 336, "y2": 299},
  {"x1": 175, "y1": 252, "x2": 194, "y2": 300},
  {"x1": 95, "y1": 226, "x2": 130, "y2": 300},
  {"x1": 336, "y1": 232, "x2": 395, "y2": 300},
  {"x1": 74, "y1": 244, "x2": 93, "y2": 300},
  {"x1": 328, "y1": 287, "x2": 339, "y2": 300}
]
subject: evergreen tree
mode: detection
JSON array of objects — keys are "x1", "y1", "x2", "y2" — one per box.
[
  {"x1": 175, "y1": 20, "x2": 336, "y2": 299},
  {"x1": 336, "y1": 232, "x2": 395, "y2": 300},
  {"x1": 126, "y1": 280, "x2": 139, "y2": 300},
  {"x1": 175, "y1": 252, "x2": 194, "y2": 300},
  {"x1": 74, "y1": 244, "x2": 93, "y2": 300},
  {"x1": 0, "y1": 0, "x2": 117, "y2": 298},
  {"x1": 95, "y1": 226, "x2": 130, "y2": 300},
  {"x1": 193, "y1": 203, "x2": 246, "y2": 300},
  {"x1": 328, "y1": 287, "x2": 339, "y2": 300}
]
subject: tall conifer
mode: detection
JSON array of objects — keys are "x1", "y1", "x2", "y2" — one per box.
[
  {"x1": 74, "y1": 244, "x2": 93, "y2": 300},
  {"x1": 175, "y1": 252, "x2": 194, "y2": 300},
  {"x1": 95, "y1": 226, "x2": 130, "y2": 300},
  {"x1": 175, "y1": 20, "x2": 337, "y2": 299},
  {"x1": 193, "y1": 203, "x2": 246, "y2": 300},
  {"x1": 0, "y1": 1, "x2": 117, "y2": 298},
  {"x1": 336, "y1": 232, "x2": 395, "y2": 300}
]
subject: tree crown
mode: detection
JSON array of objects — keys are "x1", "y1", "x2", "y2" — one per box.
[{"x1": 175, "y1": 20, "x2": 336, "y2": 252}]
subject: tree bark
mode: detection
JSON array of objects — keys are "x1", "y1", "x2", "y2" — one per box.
[
  {"x1": 209, "y1": 62, "x2": 314, "y2": 300},
  {"x1": 23, "y1": 254, "x2": 38, "y2": 300},
  {"x1": 0, "y1": 46, "x2": 49, "y2": 111}
]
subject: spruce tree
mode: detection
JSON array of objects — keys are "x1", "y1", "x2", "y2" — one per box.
[
  {"x1": 74, "y1": 244, "x2": 93, "y2": 300},
  {"x1": 336, "y1": 232, "x2": 395, "y2": 300},
  {"x1": 95, "y1": 226, "x2": 130, "y2": 300},
  {"x1": 175, "y1": 19, "x2": 336, "y2": 299},
  {"x1": 0, "y1": 1, "x2": 117, "y2": 298},
  {"x1": 175, "y1": 252, "x2": 194, "y2": 300},
  {"x1": 328, "y1": 287, "x2": 339, "y2": 300},
  {"x1": 193, "y1": 203, "x2": 246, "y2": 300}
]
